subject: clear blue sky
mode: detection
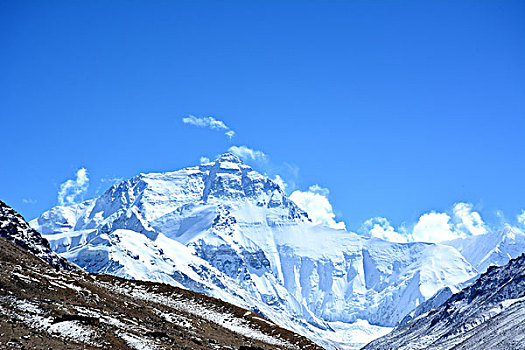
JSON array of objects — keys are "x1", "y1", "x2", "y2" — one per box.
[{"x1": 1, "y1": 0, "x2": 524, "y2": 231}]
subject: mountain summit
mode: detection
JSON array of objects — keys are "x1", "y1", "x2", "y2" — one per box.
[
  {"x1": 31, "y1": 154, "x2": 478, "y2": 348},
  {"x1": 213, "y1": 152, "x2": 244, "y2": 163}
]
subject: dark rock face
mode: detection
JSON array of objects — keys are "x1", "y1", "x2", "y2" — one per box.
[
  {"x1": 0, "y1": 200, "x2": 75, "y2": 270},
  {"x1": 364, "y1": 254, "x2": 525, "y2": 350}
]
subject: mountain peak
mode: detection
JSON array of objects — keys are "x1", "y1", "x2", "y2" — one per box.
[{"x1": 213, "y1": 152, "x2": 243, "y2": 164}]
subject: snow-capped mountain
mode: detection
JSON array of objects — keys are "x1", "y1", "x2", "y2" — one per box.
[
  {"x1": 0, "y1": 200, "x2": 74, "y2": 270},
  {"x1": 443, "y1": 227, "x2": 525, "y2": 273},
  {"x1": 31, "y1": 153, "x2": 478, "y2": 348},
  {"x1": 363, "y1": 253, "x2": 525, "y2": 350},
  {"x1": 396, "y1": 228, "x2": 525, "y2": 328}
]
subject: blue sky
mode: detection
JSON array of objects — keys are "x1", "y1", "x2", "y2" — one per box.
[{"x1": 1, "y1": 0, "x2": 524, "y2": 237}]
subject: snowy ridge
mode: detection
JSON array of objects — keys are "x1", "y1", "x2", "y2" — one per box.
[
  {"x1": 398, "y1": 228, "x2": 525, "y2": 327},
  {"x1": 363, "y1": 253, "x2": 525, "y2": 350},
  {"x1": 443, "y1": 227, "x2": 525, "y2": 273},
  {"x1": 32, "y1": 153, "x2": 480, "y2": 348}
]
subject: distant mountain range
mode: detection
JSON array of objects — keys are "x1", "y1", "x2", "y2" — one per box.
[
  {"x1": 0, "y1": 200, "x2": 320, "y2": 349},
  {"x1": 363, "y1": 252, "x2": 525, "y2": 349},
  {"x1": 28, "y1": 153, "x2": 525, "y2": 349}
]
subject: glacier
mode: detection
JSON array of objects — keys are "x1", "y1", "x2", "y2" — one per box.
[
  {"x1": 31, "y1": 153, "x2": 480, "y2": 349},
  {"x1": 442, "y1": 227, "x2": 525, "y2": 273}
]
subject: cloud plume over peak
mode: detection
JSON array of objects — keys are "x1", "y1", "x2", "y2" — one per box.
[
  {"x1": 57, "y1": 168, "x2": 89, "y2": 206},
  {"x1": 228, "y1": 145, "x2": 267, "y2": 162},
  {"x1": 452, "y1": 202, "x2": 487, "y2": 236}
]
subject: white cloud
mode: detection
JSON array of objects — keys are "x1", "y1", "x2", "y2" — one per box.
[
  {"x1": 362, "y1": 217, "x2": 409, "y2": 243},
  {"x1": 22, "y1": 198, "x2": 37, "y2": 204},
  {"x1": 200, "y1": 156, "x2": 210, "y2": 164},
  {"x1": 182, "y1": 115, "x2": 235, "y2": 139},
  {"x1": 290, "y1": 185, "x2": 346, "y2": 230},
  {"x1": 57, "y1": 168, "x2": 89, "y2": 206},
  {"x1": 412, "y1": 212, "x2": 462, "y2": 243},
  {"x1": 228, "y1": 145, "x2": 267, "y2": 162},
  {"x1": 518, "y1": 210, "x2": 525, "y2": 227},
  {"x1": 411, "y1": 203, "x2": 486, "y2": 243},
  {"x1": 361, "y1": 202, "x2": 494, "y2": 244},
  {"x1": 452, "y1": 202, "x2": 487, "y2": 236}
]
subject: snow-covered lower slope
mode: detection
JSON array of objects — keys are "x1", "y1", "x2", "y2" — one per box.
[
  {"x1": 31, "y1": 153, "x2": 478, "y2": 348},
  {"x1": 363, "y1": 253, "x2": 525, "y2": 350}
]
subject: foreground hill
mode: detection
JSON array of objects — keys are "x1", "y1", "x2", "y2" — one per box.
[
  {"x1": 0, "y1": 199, "x2": 74, "y2": 270},
  {"x1": 0, "y1": 201, "x2": 320, "y2": 350},
  {"x1": 363, "y1": 253, "x2": 525, "y2": 350},
  {"x1": 30, "y1": 153, "x2": 478, "y2": 348}
]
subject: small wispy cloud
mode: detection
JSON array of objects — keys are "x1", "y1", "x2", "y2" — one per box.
[
  {"x1": 517, "y1": 210, "x2": 525, "y2": 228},
  {"x1": 100, "y1": 177, "x2": 123, "y2": 184},
  {"x1": 182, "y1": 115, "x2": 235, "y2": 139},
  {"x1": 200, "y1": 156, "x2": 211, "y2": 164},
  {"x1": 228, "y1": 145, "x2": 267, "y2": 162},
  {"x1": 22, "y1": 198, "x2": 37, "y2": 204},
  {"x1": 57, "y1": 168, "x2": 89, "y2": 206}
]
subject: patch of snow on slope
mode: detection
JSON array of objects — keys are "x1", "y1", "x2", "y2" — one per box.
[{"x1": 119, "y1": 332, "x2": 159, "y2": 350}]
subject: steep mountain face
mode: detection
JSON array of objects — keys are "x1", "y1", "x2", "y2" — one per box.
[
  {"x1": 363, "y1": 254, "x2": 525, "y2": 350},
  {"x1": 443, "y1": 228, "x2": 525, "y2": 273},
  {"x1": 0, "y1": 200, "x2": 74, "y2": 270},
  {"x1": 399, "y1": 228, "x2": 525, "y2": 327},
  {"x1": 31, "y1": 154, "x2": 478, "y2": 349},
  {"x1": 0, "y1": 202, "x2": 319, "y2": 350},
  {"x1": 397, "y1": 276, "x2": 477, "y2": 327}
]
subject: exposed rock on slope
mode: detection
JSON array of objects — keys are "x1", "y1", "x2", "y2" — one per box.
[
  {"x1": 363, "y1": 254, "x2": 525, "y2": 350},
  {"x1": 0, "y1": 200, "x2": 74, "y2": 270},
  {"x1": 0, "y1": 202, "x2": 321, "y2": 350}
]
